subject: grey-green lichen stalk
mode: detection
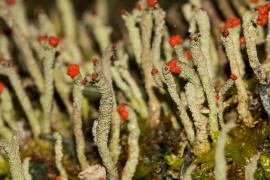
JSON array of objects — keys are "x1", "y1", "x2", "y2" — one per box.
[
  {"x1": 191, "y1": 38, "x2": 219, "y2": 139},
  {"x1": 0, "y1": 132, "x2": 24, "y2": 180},
  {"x1": 86, "y1": 72, "x2": 118, "y2": 180},
  {"x1": 122, "y1": 106, "x2": 140, "y2": 180}
]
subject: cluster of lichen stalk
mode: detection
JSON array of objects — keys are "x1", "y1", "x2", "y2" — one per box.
[{"x1": 0, "y1": 0, "x2": 270, "y2": 179}]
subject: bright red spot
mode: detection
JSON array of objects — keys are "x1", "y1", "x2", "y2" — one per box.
[
  {"x1": 67, "y1": 64, "x2": 80, "y2": 77},
  {"x1": 49, "y1": 36, "x2": 60, "y2": 47},
  {"x1": 136, "y1": 3, "x2": 142, "y2": 10},
  {"x1": 240, "y1": 36, "x2": 245, "y2": 45},
  {"x1": 151, "y1": 68, "x2": 158, "y2": 74},
  {"x1": 117, "y1": 104, "x2": 128, "y2": 121},
  {"x1": 0, "y1": 82, "x2": 5, "y2": 93},
  {"x1": 169, "y1": 35, "x2": 183, "y2": 47},
  {"x1": 38, "y1": 35, "x2": 47, "y2": 43},
  {"x1": 147, "y1": 0, "x2": 158, "y2": 7},
  {"x1": 230, "y1": 74, "x2": 238, "y2": 80}
]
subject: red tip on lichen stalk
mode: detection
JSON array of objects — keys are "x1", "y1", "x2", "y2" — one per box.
[
  {"x1": 0, "y1": 57, "x2": 4, "y2": 62},
  {"x1": 91, "y1": 10, "x2": 97, "y2": 16},
  {"x1": 147, "y1": 0, "x2": 158, "y2": 7},
  {"x1": 7, "y1": 60, "x2": 12, "y2": 66},
  {"x1": 112, "y1": 43, "x2": 117, "y2": 49},
  {"x1": 250, "y1": 0, "x2": 258, "y2": 3},
  {"x1": 81, "y1": 80, "x2": 87, "y2": 86},
  {"x1": 92, "y1": 74, "x2": 97, "y2": 80},
  {"x1": 193, "y1": 37, "x2": 199, "y2": 41},
  {"x1": 117, "y1": 104, "x2": 129, "y2": 121},
  {"x1": 92, "y1": 58, "x2": 98, "y2": 64},
  {"x1": 230, "y1": 74, "x2": 238, "y2": 80},
  {"x1": 67, "y1": 64, "x2": 80, "y2": 77},
  {"x1": 267, "y1": 3, "x2": 270, "y2": 9},
  {"x1": 151, "y1": 68, "x2": 158, "y2": 74},
  {"x1": 55, "y1": 176, "x2": 61, "y2": 180},
  {"x1": 6, "y1": 0, "x2": 16, "y2": 5},
  {"x1": 225, "y1": 17, "x2": 241, "y2": 29},
  {"x1": 166, "y1": 59, "x2": 181, "y2": 74},
  {"x1": 55, "y1": 51, "x2": 61, "y2": 58},
  {"x1": 240, "y1": 36, "x2": 245, "y2": 44},
  {"x1": 38, "y1": 35, "x2": 47, "y2": 43},
  {"x1": 215, "y1": 95, "x2": 220, "y2": 100},
  {"x1": 169, "y1": 35, "x2": 183, "y2": 47},
  {"x1": 49, "y1": 36, "x2": 60, "y2": 47},
  {"x1": 265, "y1": 52, "x2": 268, "y2": 58},
  {"x1": 136, "y1": 3, "x2": 142, "y2": 10},
  {"x1": 0, "y1": 30, "x2": 4, "y2": 35},
  {"x1": 120, "y1": 9, "x2": 126, "y2": 14},
  {"x1": 189, "y1": 36, "x2": 193, "y2": 41},
  {"x1": 184, "y1": 50, "x2": 192, "y2": 60},
  {"x1": 257, "y1": 6, "x2": 268, "y2": 26},
  {"x1": 98, "y1": 178, "x2": 105, "y2": 180},
  {"x1": 220, "y1": 28, "x2": 230, "y2": 38},
  {"x1": 0, "y1": 82, "x2": 5, "y2": 94}
]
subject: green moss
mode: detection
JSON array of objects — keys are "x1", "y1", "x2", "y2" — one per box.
[
  {"x1": 134, "y1": 161, "x2": 154, "y2": 179},
  {"x1": 190, "y1": 122, "x2": 270, "y2": 179},
  {"x1": 192, "y1": 148, "x2": 215, "y2": 179},
  {"x1": 260, "y1": 155, "x2": 270, "y2": 179},
  {"x1": 0, "y1": 156, "x2": 9, "y2": 176},
  {"x1": 226, "y1": 122, "x2": 270, "y2": 167},
  {"x1": 164, "y1": 154, "x2": 185, "y2": 170}
]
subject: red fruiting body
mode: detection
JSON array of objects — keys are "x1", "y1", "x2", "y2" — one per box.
[
  {"x1": 92, "y1": 74, "x2": 97, "y2": 80},
  {"x1": 117, "y1": 105, "x2": 128, "y2": 121},
  {"x1": 92, "y1": 58, "x2": 98, "y2": 64},
  {"x1": 151, "y1": 68, "x2": 158, "y2": 74},
  {"x1": 136, "y1": 3, "x2": 142, "y2": 10},
  {"x1": 169, "y1": 35, "x2": 183, "y2": 47},
  {"x1": 91, "y1": 10, "x2": 97, "y2": 16},
  {"x1": 184, "y1": 50, "x2": 192, "y2": 60},
  {"x1": 257, "y1": 6, "x2": 268, "y2": 26},
  {"x1": 194, "y1": 37, "x2": 199, "y2": 41},
  {"x1": 189, "y1": 36, "x2": 193, "y2": 41},
  {"x1": 266, "y1": 3, "x2": 270, "y2": 9},
  {"x1": 38, "y1": 35, "x2": 47, "y2": 43},
  {"x1": 147, "y1": 0, "x2": 158, "y2": 7},
  {"x1": 215, "y1": 95, "x2": 220, "y2": 100},
  {"x1": 250, "y1": 0, "x2": 258, "y2": 3},
  {"x1": 240, "y1": 36, "x2": 245, "y2": 44},
  {"x1": 0, "y1": 82, "x2": 5, "y2": 94},
  {"x1": 258, "y1": 6, "x2": 268, "y2": 14},
  {"x1": 225, "y1": 17, "x2": 241, "y2": 29},
  {"x1": 98, "y1": 178, "x2": 105, "y2": 180},
  {"x1": 265, "y1": 52, "x2": 268, "y2": 58},
  {"x1": 120, "y1": 9, "x2": 126, "y2": 14},
  {"x1": 55, "y1": 51, "x2": 61, "y2": 58},
  {"x1": 49, "y1": 36, "x2": 60, "y2": 47},
  {"x1": 6, "y1": 0, "x2": 16, "y2": 5},
  {"x1": 0, "y1": 30, "x2": 4, "y2": 35},
  {"x1": 112, "y1": 44, "x2": 117, "y2": 49},
  {"x1": 55, "y1": 176, "x2": 61, "y2": 180},
  {"x1": 7, "y1": 60, "x2": 12, "y2": 66},
  {"x1": 220, "y1": 27, "x2": 230, "y2": 37},
  {"x1": 165, "y1": 59, "x2": 177, "y2": 66},
  {"x1": 230, "y1": 74, "x2": 238, "y2": 80},
  {"x1": 67, "y1": 64, "x2": 80, "y2": 77},
  {"x1": 166, "y1": 59, "x2": 181, "y2": 74},
  {"x1": 0, "y1": 57, "x2": 4, "y2": 62},
  {"x1": 81, "y1": 80, "x2": 87, "y2": 85},
  {"x1": 165, "y1": 67, "x2": 168, "y2": 71}
]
